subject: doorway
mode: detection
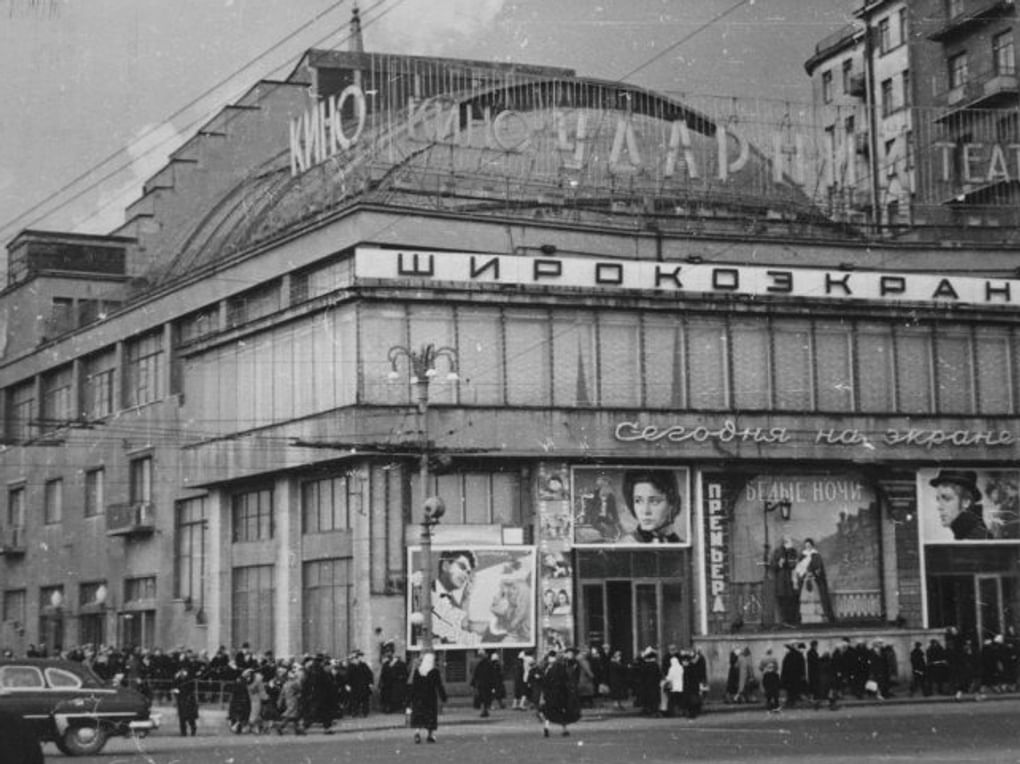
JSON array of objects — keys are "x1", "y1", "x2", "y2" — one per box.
[{"x1": 579, "y1": 578, "x2": 688, "y2": 662}]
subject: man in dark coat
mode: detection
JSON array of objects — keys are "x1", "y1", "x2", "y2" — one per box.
[
  {"x1": 540, "y1": 648, "x2": 581, "y2": 737},
  {"x1": 470, "y1": 650, "x2": 502, "y2": 717},
  {"x1": 379, "y1": 648, "x2": 409, "y2": 713},
  {"x1": 347, "y1": 650, "x2": 374, "y2": 717},
  {"x1": 301, "y1": 656, "x2": 339, "y2": 733},
  {"x1": 780, "y1": 643, "x2": 806, "y2": 708}
]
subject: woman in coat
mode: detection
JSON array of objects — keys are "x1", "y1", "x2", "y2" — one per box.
[
  {"x1": 245, "y1": 668, "x2": 268, "y2": 733},
  {"x1": 227, "y1": 670, "x2": 251, "y2": 734},
  {"x1": 276, "y1": 667, "x2": 306, "y2": 735},
  {"x1": 606, "y1": 649, "x2": 630, "y2": 710},
  {"x1": 540, "y1": 647, "x2": 582, "y2": 737},
  {"x1": 408, "y1": 652, "x2": 447, "y2": 743},
  {"x1": 171, "y1": 665, "x2": 199, "y2": 736}
]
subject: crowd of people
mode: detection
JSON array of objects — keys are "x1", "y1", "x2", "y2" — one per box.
[
  {"x1": 722, "y1": 627, "x2": 1020, "y2": 713},
  {"x1": 9, "y1": 624, "x2": 1018, "y2": 738}
]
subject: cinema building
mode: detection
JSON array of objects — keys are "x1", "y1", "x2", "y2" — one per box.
[{"x1": 1, "y1": 45, "x2": 1018, "y2": 688}]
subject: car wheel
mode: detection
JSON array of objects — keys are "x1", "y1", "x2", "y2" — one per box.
[{"x1": 61, "y1": 723, "x2": 109, "y2": 756}]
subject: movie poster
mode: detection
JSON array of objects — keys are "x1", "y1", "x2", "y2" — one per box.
[
  {"x1": 407, "y1": 545, "x2": 536, "y2": 650},
  {"x1": 917, "y1": 468, "x2": 1020, "y2": 544},
  {"x1": 571, "y1": 466, "x2": 691, "y2": 547},
  {"x1": 702, "y1": 471, "x2": 882, "y2": 633}
]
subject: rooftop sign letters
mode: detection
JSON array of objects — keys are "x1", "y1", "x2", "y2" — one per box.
[{"x1": 354, "y1": 247, "x2": 1020, "y2": 309}]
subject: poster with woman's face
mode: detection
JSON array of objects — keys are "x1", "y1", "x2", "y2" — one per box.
[
  {"x1": 917, "y1": 468, "x2": 1020, "y2": 544},
  {"x1": 571, "y1": 466, "x2": 690, "y2": 547},
  {"x1": 407, "y1": 545, "x2": 536, "y2": 650}
]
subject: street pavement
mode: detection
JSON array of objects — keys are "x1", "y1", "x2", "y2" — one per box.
[
  {"x1": 153, "y1": 686, "x2": 1020, "y2": 739},
  {"x1": 74, "y1": 690, "x2": 1020, "y2": 764}
]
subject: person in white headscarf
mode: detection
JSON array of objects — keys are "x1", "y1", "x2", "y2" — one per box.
[
  {"x1": 407, "y1": 652, "x2": 447, "y2": 743},
  {"x1": 663, "y1": 654, "x2": 685, "y2": 717}
]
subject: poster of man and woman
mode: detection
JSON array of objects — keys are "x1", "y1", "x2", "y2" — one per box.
[{"x1": 406, "y1": 546, "x2": 537, "y2": 651}]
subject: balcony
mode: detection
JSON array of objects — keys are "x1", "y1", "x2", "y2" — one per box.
[
  {"x1": 106, "y1": 501, "x2": 156, "y2": 537},
  {"x1": 928, "y1": 0, "x2": 1015, "y2": 42},
  {"x1": 0, "y1": 526, "x2": 26, "y2": 556},
  {"x1": 935, "y1": 70, "x2": 1020, "y2": 123}
]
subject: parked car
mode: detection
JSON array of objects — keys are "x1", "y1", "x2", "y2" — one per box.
[{"x1": 0, "y1": 658, "x2": 160, "y2": 755}]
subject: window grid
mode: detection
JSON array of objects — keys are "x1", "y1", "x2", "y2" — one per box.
[
  {"x1": 356, "y1": 306, "x2": 1006, "y2": 417},
  {"x1": 174, "y1": 497, "x2": 207, "y2": 605},
  {"x1": 302, "y1": 476, "x2": 352, "y2": 534},
  {"x1": 125, "y1": 332, "x2": 164, "y2": 408},
  {"x1": 232, "y1": 488, "x2": 274, "y2": 542}
]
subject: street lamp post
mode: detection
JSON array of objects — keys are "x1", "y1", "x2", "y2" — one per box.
[{"x1": 388, "y1": 343, "x2": 458, "y2": 651}]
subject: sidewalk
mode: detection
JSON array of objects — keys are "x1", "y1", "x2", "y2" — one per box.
[{"x1": 155, "y1": 689, "x2": 1020, "y2": 738}]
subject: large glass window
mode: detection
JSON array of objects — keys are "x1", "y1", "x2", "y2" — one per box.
[
  {"x1": 232, "y1": 564, "x2": 275, "y2": 653},
  {"x1": 895, "y1": 325, "x2": 933, "y2": 414},
  {"x1": 41, "y1": 366, "x2": 72, "y2": 429},
  {"x1": 975, "y1": 327, "x2": 1013, "y2": 413},
  {"x1": 232, "y1": 487, "x2": 273, "y2": 542},
  {"x1": 730, "y1": 319, "x2": 770, "y2": 410},
  {"x1": 772, "y1": 319, "x2": 813, "y2": 410},
  {"x1": 125, "y1": 331, "x2": 164, "y2": 407},
  {"x1": 597, "y1": 313, "x2": 641, "y2": 407},
  {"x1": 552, "y1": 313, "x2": 596, "y2": 407},
  {"x1": 936, "y1": 327, "x2": 974, "y2": 413},
  {"x1": 857, "y1": 323, "x2": 895, "y2": 412},
  {"x1": 7, "y1": 381, "x2": 35, "y2": 443},
  {"x1": 643, "y1": 315, "x2": 685, "y2": 409},
  {"x1": 994, "y1": 30, "x2": 1015, "y2": 76},
  {"x1": 302, "y1": 476, "x2": 352, "y2": 533},
  {"x1": 505, "y1": 311, "x2": 551, "y2": 406},
  {"x1": 174, "y1": 497, "x2": 207, "y2": 607},
  {"x1": 814, "y1": 321, "x2": 854, "y2": 411},
  {"x1": 686, "y1": 318, "x2": 728, "y2": 409},
  {"x1": 130, "y1": 456, "x2": 153, "y2": 505},
  {"x1": 82, "y1": 349, "x2": 116, "y2": 419},
  {"x1": 303, "y1": 559, "x2": 351, "y2": 657},
  {"x1": 457, "y1": 308, "x2": 504, "y2": 405}
]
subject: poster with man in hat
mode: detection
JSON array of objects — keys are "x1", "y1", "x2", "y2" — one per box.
[{"x1": 918, "y1": 468, "x2": 1020, "y2": 543}]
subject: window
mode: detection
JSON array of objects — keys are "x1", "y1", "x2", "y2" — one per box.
[
  {"x1": 129, "y1": 456, "x2": 153, "y2": 505},
  {"x1": 174, "y1": 497, "x2": 207, "y2": 606},
  {"x1": 842, "y1": 59, "x2": 853, "y2": 93},
  {"x1": 2, "y1": 589, "x2": 26, "y2": 628},
  {"x1": 857, "y1": 323, "x2": 895, "y2": 412},
  {"x1": 844, "y1": 114, "x2": 855, "y2": 136},
  {"x1": 125, "y1": 576, "x2": 156, "y2": 602},
  {"x1": 936, "y1": 328, "x2": 975, "y2": 413},
  {"x1": 505, "y1": 311, "x2": 551, "y2": 406},
  {"x1": 822, "y1": 70, "x2": 833, "y2": 103},
  {"x1": 730, "y1": 319, "x2": 771, "y2": 409},
  {"x1": 232, "y1": 565, "x2": 275, "y2": 653},
  {"x1": 814, "y1": 321, "x2": 854, "y2": 411},
  {"x1": 44, "y1": 479, "x2": 62, "y2": 525},
  {"x1": 7, "y1": 381, "x2": 36, "y2": 443},
  {"x1": 226, "y1": 282, "x2": 281, "y2": 328},
  {"x1": 552, "y1": 313, "x2": 596, "y2": 407},
  {"x1": 178, "y1": 308, "x2": 220, "y2": 344},
  {"x1": 994, "y1": 31, "x2": 1015, "y2": 76},
  {"x1": 949, "y1": 52, "x2": 968, "y2": 90},
  {"x1": 82, "y1": 350, "x2": 116, "y2": 419},
  {"x1": 84, "y1": 468, "x2": 104, "y2": 517},
  {"x1": 901, "y1": 69, "x2": 911, "y2": 108},
  {"x1": 881, "y1": 78, "x2": 895, "y2": 116},
  {"x1": 946, "y1": 0, "x2": 963, "y2": 18},
  {"x1": 302, "y1": 477, "x2": 352, "y2": 534},
  {"x1": 303, "y1": 559, "x2": 350, "y2": 657},
  {"x1": 772, "y1": 319, "x2": 813, "y2": 410},
  {"x1": 7, "y1": 485, "x2": 25, "y2": 530},
  {"x1": 898, "y1": 8, "x2": 908, "y2": 46},
  {"x1": 598, "y1": 313, "x2": 642, "y2": 407},
  {"x1": 125, "y1": 331, "x2": 164, "y2": 407},
  {"x1": 78, "y1": 581, "x2": 108, "y2": 646},
  {"x1": 48, "y1": 297, "x2": 74, "y2": 336},
  {"x1": 232, "y1": 487, "x2": 273, "y2": 542},
  {"x1": 41, "y1": 366, "x2": 73, "y2": 429},
  {"x1": 878, "y1": 17, "x2": 891, "y2": 54},
  {"x1": 686, "y1": 318, "x2": 728, "y2": 409},
  {"x1": 896, "y1": 325, "x2": 933, "y2": 413}
]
